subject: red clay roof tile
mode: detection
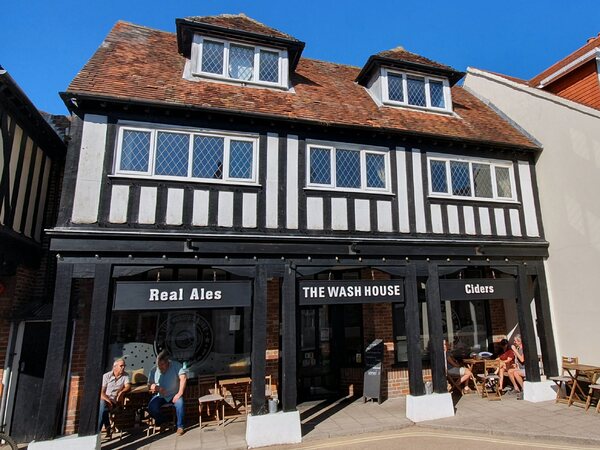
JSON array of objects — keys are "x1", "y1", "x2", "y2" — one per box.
[
  {"x1": 183, "y1": 13, "x2": 300, "y2": 41},
  {"x1": 66, "y1": 21, "x2": 537, "y2": 149},
  {"x1": 376, "y1": 47, "x2": 458, "y2": 73}
]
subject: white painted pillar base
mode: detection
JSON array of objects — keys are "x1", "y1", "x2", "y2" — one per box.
[
  {"x1": 246, "y1": 410, "x2": 302, "y2": 448},
  {"x1": 28, "y1": 434, "x2": 100, "y2": 450},
  {"x1": 523, "y1": 380, "x2": 556, "y2": 402},
  {"x1": 405, "y1": 393, "x2": 455, "y2": 422}
]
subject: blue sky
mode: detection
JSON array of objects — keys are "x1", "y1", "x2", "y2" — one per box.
[{"x1": 1, "y1": 0, "x2": 599, "y2": 115}]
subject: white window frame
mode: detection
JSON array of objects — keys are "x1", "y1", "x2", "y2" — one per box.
[
  {"x1": 427, "y1": 154, "x2": 517, "y2": 202},
  {"x1": 306, "y1": 142, "x2": 392, "y2": 194},
  {"x1": 114, "y1": 123, "x2": 259, "y2": 186},
  {"x1": 381, "y1": 68, "x2": 452, "y2": 113},
  {"x1": 192, "y1": 35, "x2": 287, "y2": 88}
]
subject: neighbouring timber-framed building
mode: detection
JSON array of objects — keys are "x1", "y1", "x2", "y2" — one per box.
[{"x1": 35, "y1": 14, "x2": 558, "y2": 444}]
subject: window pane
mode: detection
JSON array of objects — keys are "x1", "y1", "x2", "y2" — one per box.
[
  {"x1": 155, "y1": 132, "x2": 189, "y2": 177},
  {"x1": 309, "y1": 147, "x2": 331, "y2": 184},
  {"x1": 430, "y1": 160, "x2": 448, "y2": 193},
  {"x1": 259, "y1": 50, "x2": 279, "y2": 82},
  {"x1": 201, "y1": 40, "x2": 224, "y2": 74},
  {"x1": 495, "y1": 167, "x2": 512, "y2": 198},
  {"x1": 229, "y1": 44, "x2": 254, "y2": 80},
  {"x1": 407, "y1": 76, "x2": 426, "y2": 106},
  {"x1": 388, "y1": 73, "x2": 404, "y2": 102},
  {"x1": 430, "y1": 80, "x2": 445, "y2": 108},
  {"x1": 336, "y1": 150, "x2": 361, "y2": 188},
  {"x1": 229, "y1": 140, "x2": 254, "y2": 179},
  {"x1": 366, "y1": 153, "x2": 386, "y2": 188},
  {"x1": 120, "y1": 130, "x2": 150, "y2": 172},
  {"x1": 450, "y1": 161, "x2": 471, "y2": 196},
  {"x1": 472, "y1": 163, "x2": 493, "y2": 198},
  {"x1": 193, "y1": 136, "x2": 224, "y2": 179}
]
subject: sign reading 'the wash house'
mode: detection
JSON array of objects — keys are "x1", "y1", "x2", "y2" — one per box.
[{"x1": 299, "y1": 280, "x2": 404, "y2": 305}]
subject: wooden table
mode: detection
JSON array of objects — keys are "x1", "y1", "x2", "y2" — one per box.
[
  {"x1": 564, "y1": 363, "x2": 600, "y2": 407},
  {"x1": 463, "y1": 358, "x2": 486, "y2": 395},
  {"x1": 218, "y1": 377, "x2": 251, "y2": 418}
]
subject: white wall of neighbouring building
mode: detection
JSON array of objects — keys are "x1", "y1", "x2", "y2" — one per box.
[{"x1": 465, "y1": 68, "x2": 600, "y2": 365}]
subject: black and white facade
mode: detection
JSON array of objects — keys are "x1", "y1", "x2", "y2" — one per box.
[{"x1": 33, "y1": 15, "x2": 559, "y2": 444}]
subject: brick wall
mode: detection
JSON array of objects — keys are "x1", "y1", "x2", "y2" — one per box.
[{"x1": 265, "y1": 278, "x2": 280, "y2": 397}]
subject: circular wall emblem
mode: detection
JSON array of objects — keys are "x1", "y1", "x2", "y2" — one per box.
[{"x1": 154, "y1": 313, "x2": 213, "y2": 364}]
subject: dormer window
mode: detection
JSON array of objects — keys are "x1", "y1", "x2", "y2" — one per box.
[
  {"x1": 382, "y1": 68, "x2": 451, "y2": 112},
  {"x1": 192, "y1": 35, "x2": 287, "y2": 88}
]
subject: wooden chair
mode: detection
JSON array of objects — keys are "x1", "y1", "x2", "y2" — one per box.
[
  {"x1": 477, "y1": 359, "x2": 502, "y2": 400},
  {"x1": 446, "y1": 374, "x2": 463, "y2": 394},
  {"x1": 549, "y1": 356, "x2": 578, "y2": 404},
  {"x1": 198, "y1": 375, "x2": 224, "y2": 429},
  {"x1": 146, "y1": 403, "x2": 176, "y2": 436},
  {"x1": 585, "y1": 372, "x2": 600, "y2": 413}
]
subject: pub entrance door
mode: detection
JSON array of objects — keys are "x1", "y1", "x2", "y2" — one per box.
[{"x1": 297, "y1": 304, "x2": 363, "y2": 400}]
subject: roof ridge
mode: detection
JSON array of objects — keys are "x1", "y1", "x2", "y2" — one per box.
[
  {"x1": 115, "y1": 19, "x2": 175, "y2": 35},
  {"x1": 300, "y1": 56, "x2": 361, "y2": 70}
]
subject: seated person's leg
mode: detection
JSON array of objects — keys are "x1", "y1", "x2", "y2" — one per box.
[
  {"x1": 98, "y1": 400, "x2": 110, "y2": 433},
  {"x1": 148, "y1": 396, "x2": 167, "y2": 425},
  {"x1": 173, "y1": 397, "x2": 185, "y2": 430}
]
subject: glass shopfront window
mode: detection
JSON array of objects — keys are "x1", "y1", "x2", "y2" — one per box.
[{"x1": 107, "y1": 267, "x2": 252, "y2": 380}]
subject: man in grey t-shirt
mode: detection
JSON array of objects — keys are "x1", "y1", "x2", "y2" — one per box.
[{"x1": 98, "y1": 358, "x2": 131, "y2": 437}]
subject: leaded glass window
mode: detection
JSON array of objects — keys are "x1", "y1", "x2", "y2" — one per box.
[
  {"x1": 120, "y1": 130, "x2": 150, "y2": 172},
  {"x1": 472, "y1": 163, "x2": 493, "y2": 198},
  {"x1": 450, "y1": 161, "x2": 471, "y2": 196},
  {"x1": 336, "y1": 150, "x2": 361, "y2": 188},
  {"x1": 229, "y1": 44, "x2": 254, "y2": 81},
  {"x1": 407, "y1": 76, "x2": 426, "y2": 107},
  {"x1": 310, "y1": 147, "x2": 331, "y2": 185},
  {"x1": 430, "y1": 160, "x2": 447, "y2": 193},
  {"x1": 366, "y1": 153, "x2": 386, "y2": 188},
  {"x1": 193, "y1": 136, "x2": 224, "y2": 179},
  {"x1": 388, "y1": 73, "x2": 404, "y2": 102},
  {"x1": 259, "y1": 50, "x2": 279, "y2": 83},
  {"x1": 201, "y1": 40, "x2": 224, "y2": 75},
  {"x1": 229, "y1": 140, "x2": 253, "y2": 179},
  {"x1": 495, "y1": 167, "x2": 512, "y2": 198},
  {"x1": 430, "y1": 80, "x2": 445, "y2": 108},
  {"x1": 155, "y1": 132, "x2": 189, "y2": 177}
]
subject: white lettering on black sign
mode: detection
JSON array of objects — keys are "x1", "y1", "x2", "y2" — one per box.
[
  {"x1": 464, "y1": 284, "x2": 495, "y2": 294},
  {"x1": 148, "y1": 288, "x2": 223, "y2": 302},
  {"x1": 298, "y1": 280, "x2": 404, "y2": 305}
]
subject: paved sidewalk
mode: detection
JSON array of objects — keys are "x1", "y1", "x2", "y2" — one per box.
[{"x1": 99, "y1": 393, "x2": 600, "y2": 449}]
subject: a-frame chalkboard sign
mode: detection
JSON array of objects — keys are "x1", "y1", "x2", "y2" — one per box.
[{"x1": 363, "y1": 339, "x2": 383, "y2": 404}]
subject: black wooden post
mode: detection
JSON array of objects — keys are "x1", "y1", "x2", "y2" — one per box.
[
  {"x1": 251, "y1": 264, "x2": 267, "y2": 415},
  {"x1": 281, "y1": 263, "x2": 297, "y2": 411},
  {"x1": 425, "y1": 263, "x2": 446, "y2": 394},
  {"x1": 35, "y1": 262, "x2": 74, "y2": 440},
  {"x1": 404, "y1": 264, "x2": 424, "y2": 396},
  {"x1": 533, "y1": 262, "x2": 558, "y2": 377},
  {"x1": 78, "y1": 264, "x2": 113, "y2": 436},
  {"x1": 516, "y1": 264, "x2": 541, "y2": 382}
]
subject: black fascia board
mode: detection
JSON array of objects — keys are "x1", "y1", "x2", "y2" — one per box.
[
  {"x1": 175, "y1": 19, "x2": 305, "y2": 72},
  {"x1": 59, "y1": 91, "x2": 541, "y2": 154},
  {"x1": 356, "y1": 55, "x2": 465, "y2": 87},
  {"x1": 0, "y1": 66, "x2": 67, "y2": 159}
]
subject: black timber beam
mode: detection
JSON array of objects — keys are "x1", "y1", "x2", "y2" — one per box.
[
  {"x1": 250, "y1": 265, "x2": 267, "y2": 415},
  {"x1": 281, "y1": 263, "x2": 297, "y2": 411},
  {"x1": 532, "y1": 262, "x2": 558, "y2": 377},
  {"x1": 78, "y1": 264, "x2": 113, "y2": 436},
  {"x1": 404, "y1": 263, "x2": 424, "y2": 396},
  {"x1": 35, "y1": 262, "x2": 74, "y2": 440},
  {"x1": 425, "y1": 263, "x2": 446, "y2": 394},
  {"x1": 516, "y1": 265, "x2": 541, "y2": 382}
]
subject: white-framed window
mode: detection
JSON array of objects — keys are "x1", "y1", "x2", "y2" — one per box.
[
  {"x1": 192, "y1": 35, "x2": 286, "y2": 88},
  {"x1": 427, "y1": 155, "x2": 517, "y2": 202},
  {"x1": 115, "y1": 125, "x2": 258, "y2": 185},
  {"x1": 382, "y1": 68, "x2": 452, "y2": 112},
  {"x1": 306, "y1": 143, "x2": 391, "y2": 193}
]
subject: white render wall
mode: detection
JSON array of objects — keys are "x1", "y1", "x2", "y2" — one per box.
[{"x1": 465, "y1": 68, "x2": 600, "y2": 365}]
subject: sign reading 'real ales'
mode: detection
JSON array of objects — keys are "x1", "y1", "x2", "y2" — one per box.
[
  {"x1": 298, "y1": 280, "x2": 403, "y2": 305},
  {"x1": 113, "y1": 281, "x2": 252, "y2": 311}
]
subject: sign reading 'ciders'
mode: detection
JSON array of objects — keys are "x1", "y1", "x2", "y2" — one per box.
[
  {"x1": 113, "y1": 281, "x2": 252, "y2": 310},
  {"x1": 439, "y1": 278, "x2": 517, "y2": 301},
  {"x1": 298, "y1": 280, "x2": 403, "y2": 305}
]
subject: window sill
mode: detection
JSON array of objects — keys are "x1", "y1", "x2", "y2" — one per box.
[
  {"x1": 109, "y1": 174, "x2": 262, "y2": 188},
  {"x1": 382, "y1": 101, "x2": 454, "y2": 116},
  {"x1": 191, "y1": 71, "x2": 289, "y2": 91},
  {"x1": 304, "y1": 186, "x2": 395, "y2": 197},
  {"x1": 427, "y1": 194, "x2": 520, "y2": 205}
]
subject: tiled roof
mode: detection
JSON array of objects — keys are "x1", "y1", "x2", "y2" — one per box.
[
  {"x1": 376, "y1": 47, "x2": 458, "y2": 73},
  {"x1": 66, "y1": 21, "x2": 537, "y2": 149},
  {"x1": 530, "y1": 33, "x2": 600, "y2": 87},
  {"x1": 183, "y1": 13, "x2": 300, "y2": 41}
]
